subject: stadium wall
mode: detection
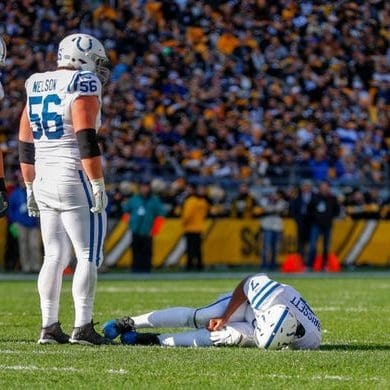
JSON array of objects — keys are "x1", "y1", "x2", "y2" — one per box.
[
  {"x1": 1, "y1": 217, "x2": 388, "y2": 269},
  {"x1": 105, "y1": 216, "x2": 390, "y2": 269}
]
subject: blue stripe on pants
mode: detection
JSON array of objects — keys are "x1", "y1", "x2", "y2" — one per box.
[
  {"x1": 96, "y1": 213, "x2": 103, "y2": 266},
  {"x1": 193, "y1": 295, "x2": 232, "y2": 328},
  {"x1": 79, "y1": 171, "x2": 94, "y2": 262}
]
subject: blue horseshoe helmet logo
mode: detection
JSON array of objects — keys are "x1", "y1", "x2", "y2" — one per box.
[{"x1": 73, "y1": 36, "x2": 93, "y2": 52}]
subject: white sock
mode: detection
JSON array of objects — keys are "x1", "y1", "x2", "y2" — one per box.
[
  {"x1": 38, "y1": 259, "x2": 64, "y2": 328},
  {"x1": 133, "y1": 307, "x2": 195, "y2": 329},
  {"x1": 158, "y1": 329, "x2": 212, "y2": 347},
  {"x1": 72, "y1": 260, "x2": 97, "y2": 327}
]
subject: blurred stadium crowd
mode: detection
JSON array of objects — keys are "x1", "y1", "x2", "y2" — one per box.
[{"x1": 0, "y1": 0, "x2": 389, "y2": 218}]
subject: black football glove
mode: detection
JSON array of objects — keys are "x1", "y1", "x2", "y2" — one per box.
[
  {"x1": 0, "y1": 178, "x2": 8, "y2": 218},
  {"x1": 115, "y1": 316, "x2": 135, "y2": 333}
]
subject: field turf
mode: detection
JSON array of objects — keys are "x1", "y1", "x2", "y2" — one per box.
[{"x1": 0, "y1": 272, "x2": 389, "y2": 389}]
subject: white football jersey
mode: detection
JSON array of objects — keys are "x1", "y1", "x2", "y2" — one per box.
[
  {"x1": 25, "y1": 69, "x2": 102, "y2": 172},
  {"x1": 243, "y1": 274, "x2": 321, "y2": 334}
]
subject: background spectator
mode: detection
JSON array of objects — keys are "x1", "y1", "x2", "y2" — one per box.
[
  {"x1": 259, "y1": 189, "x2": 288, "y2": 271},
  {"x1": 307, "y1": 180, "x2": 341, "y2": 271},
  {"x1": 123, "y1": 178, "x2": 165, "y2": 273},
  {"x1": 181, "y1": 183, "x2": 210, "y2": 271},
  {"x1": 230, "y1": 182, "x2": 258, "y2": 218},
  {"x1": 106, "y1": 185, "x2": 126, "y2": 232},
  {"x1": 289, "y1": 180, "x2": 314, "y2": 263},
  {"x1": 7, "y1": 176, "x2": 41, "y2": 273},
  {"x1": 0, "y1": 0, "x2": 388, "y2": 220},
  {"x1": 344, "y1": 188, "x2": 381, "y2": 219}
]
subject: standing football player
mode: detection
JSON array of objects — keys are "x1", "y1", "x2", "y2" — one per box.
[
  {"x1": 0, "y1": 35, "x2": 8, "y2": 218},
  {"x1": 18, "y1": 33, "x2": 111, "y2": 345},
  {"x1": 103, "y1": 273, "x2": 322, "y2": 350}
]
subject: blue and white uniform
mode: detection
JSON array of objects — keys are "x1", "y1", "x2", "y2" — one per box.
[
  {"x1": 25, "y1": 69, "x2": 106, "y2": 327},
  {"x1": 244, "y1": 274, "x2": 321, "y2": 349},
  {"x1": 130, "y1": 273, "x2": 321, "y2": 349}
]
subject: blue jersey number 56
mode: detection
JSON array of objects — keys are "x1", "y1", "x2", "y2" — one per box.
[{"x1": 29, "y1": 94, "x2": 64, "y2": 139}]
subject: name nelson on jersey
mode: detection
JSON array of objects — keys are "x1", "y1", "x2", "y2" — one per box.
[{"x1": 32, "y1": 79, "x2": 57, "y2": 93}]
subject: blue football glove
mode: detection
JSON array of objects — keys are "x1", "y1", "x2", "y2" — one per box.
[
  {"x1": 102, "y1": 320, "x2": 120, "y2": 340},
  {"x1": 120, "y1": 331, "x2": 138, "y2": 345},
  {"x1": 121, "y1": 331, "x2": 161, "y2": 346}
]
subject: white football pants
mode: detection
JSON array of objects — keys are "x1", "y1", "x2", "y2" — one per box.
[
  {"x1": 131, "y1": 293, "x2": 256, "y2": 347},
  {"x1": 34, "y1": 169, "x2": 106, "y2": 328}
]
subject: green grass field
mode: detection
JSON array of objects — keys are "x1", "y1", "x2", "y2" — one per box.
[{"x1": 0, "y1": 272, "x2": 389, "y2": 389}]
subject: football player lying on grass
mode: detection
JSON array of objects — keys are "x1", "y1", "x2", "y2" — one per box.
[{"x1": 103, "y1": 273, "x2": 321, "y2": 350}]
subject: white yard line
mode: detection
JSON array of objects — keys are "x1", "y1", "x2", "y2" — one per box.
[
  {"x1": 95, "y1": 286, "x2": 225, "y2": 293},
  {"x1": 0, "y1": 365, "x2": 382, "y2": 382},
  {"x1": 0, "y1": 364, "x2": 128, "y2": 375},
  {"x1": 316, "y1": 306, "x2": 369, "y2": 312},
  {"x1": 262, "y1": 373, "x2": 382, "y2": 383},
  {"x1": 312, "y1": 375, "x2": 352, "y2": 381},
  {"x1": 0, "y1": 349, "x2": 84, "y2": 355}
]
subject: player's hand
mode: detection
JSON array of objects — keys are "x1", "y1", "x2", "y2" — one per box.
[
  {"x1": 208, "y1": 318, "x2": 226, "y2": 331},
  {"x1": 0, "y1": 190, "x2": 8, "y2": 217},
  {"x1": 210, "y1": 326, "x2": 243, "y2": 346},
  {"x1": 25, "y1": 182, "x2": 40, "y2": 217},
  {"x1": 90, "y1": 178, "x2": 107, "y2": 213}
]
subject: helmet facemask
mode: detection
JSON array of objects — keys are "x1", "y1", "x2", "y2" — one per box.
[
  {"x1": 89, "y1": 53, "x2": 111, "y2": 85},
  {"x1": 0, "y1": 36, "x2": 6, "y2": 67}
]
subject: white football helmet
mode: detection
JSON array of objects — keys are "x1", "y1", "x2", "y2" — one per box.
[
  {"x1": 254, "y1": 305, "x2": 298, "y2": 350},
  {"x1": 57, "y1": 33, "x2": 110, "y2": 84},
  {"x1": 0, "y1": 36, "x2": 6, "y2": 67}
]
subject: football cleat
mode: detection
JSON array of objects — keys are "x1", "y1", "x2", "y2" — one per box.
[
  {"x1": 70, "y1": 321, "x2": 112, "y2": 345},
  {"x1": 120, "y1": 331, "x2": 160, "y2": 346},
  {"x1": 38, "y1": 322, "x2": 70, "y2": 344}
]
